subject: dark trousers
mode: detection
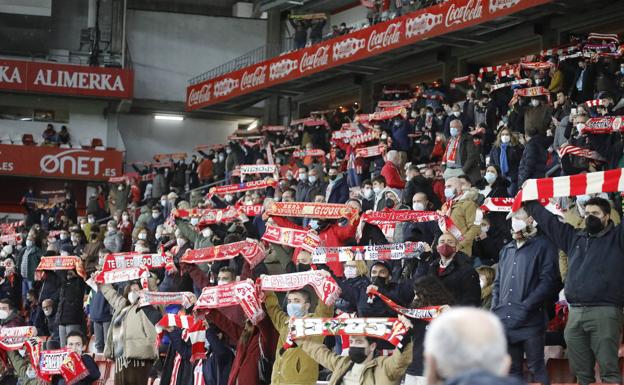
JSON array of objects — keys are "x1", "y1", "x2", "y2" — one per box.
[
  {"x1": 565, "y1": 306, "x2": 623, "y2": 385},
  {"x1": 115, "y1": 360, "x2": 154, "y2": 385},
  {"x1": 508, "y1": 332, "x2": 549, "y2": 385}
]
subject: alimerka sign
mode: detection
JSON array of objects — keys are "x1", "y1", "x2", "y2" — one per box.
[
  {"x1": 186, "y1": 0, "x2": 550, "y2": 110},
  {"x1": 0, "y1": 59, "x2": 133, "y2": 99},
  {"x1": 0, "y1": 144, "x2": 124, "y2": 180}
]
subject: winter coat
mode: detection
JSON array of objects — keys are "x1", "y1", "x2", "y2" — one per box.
[
  {"x1": 402, "y1": 176, "x2": 441, "y2": 209},
  {"x1": 337, "y1": 277, "x2": 413, "y2": 318},
  {"x1": 16, "y1": 246, "x2": 42, "y2": 281},
  {"x1": 265, "y1": 291, "x2": 333, "y2": 385},
  {"x1": 103, "y1": 230, "x2": 123, "y2": 253},
  {"x1": 442, "y1": 190, "x2": 481, "y2": 256},
  {"x1": 152, "y1": 173, "x2": 168, "y2": 199},
  {"x1": 326, "y1": 176, "x2": 349, "y2": 204},
  {"x1": 56, "y1": 275, "x2": 86, "y2": 325},
  {"x1": 380, "y1": 161, "x2": 405, "y2": 189},
  {"x1": 492, "y1": 235, "x2": 558, "y2": 343},
  {"x1": 489, "y1": 143, "x2": 523, "y2": 181},
  {"x1": 517, "y1": 134, "x2": 550, "y2": 187},
  {"x1": 456, "y1": 134, "x2": 481, "y2": 184},
  {"x1": 390, "y1": 120, "x2": 412, "y2": 152},
  {"x1": 90, "y1": 290, "x2": 112, "y2": 323},
  {"x1": 524, "y1": 104, "x2": 553, "y2": 136},
  {"x1": 300, "y1": 338, "x2": 413, "y2": 385},
  {"x1": 424, "y1": 254, "x2": 481, "y2": 306}
]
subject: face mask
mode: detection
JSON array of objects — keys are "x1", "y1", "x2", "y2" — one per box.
[
  {"x1": 122, "y1": 215, "x2": 129, "y2": 222},
  {"x1": 344, "y1": 266, "x2": 358, "y2": 279},
  {"x1": 176, "y1": 238, "x2": 186, "y2": 247},
  {"x1": 138, "y1": 233, "x2": 147, "y2": 240},
  {"x1": 362, "y1": 188, "x2": 373, "y2": 199},
  {"x1": 0, "y1": 310, "x2": 9, "y2": 320},
  {"x1": 160, "y1": 199, "x2": 167, "y2": 206},
  {"x1": 444, "y1": 188, "x2": 455, "y2": 200},
  {"x1": 373, "y1": 186, "x2": 382, "y2": 195},
  {"x1": 585, "y1": 215, "x2": 604, "y2": 234},
  {"x1": 88, "y1": 218, "x2": 95, "y2": 224},
  {"x1": 224, "y1": 194, "x2": 234, "y2": 203},
  {"x1": 202, "y1": 228, "x2": 212, "y2": 238},
  {"x1": 576, "y1": 123, "x2": 585, "y2": 131},
  {"x1": 309, "y1": 219, "x2": 319, "y2": 230},
  {"x1": 135, "y1": 246, "x2": 148, "y2": 253},
  {"x1": 381, "y1": 133, "x2": 387, "y2": 140},
  {"x1": 481, "y1": 225, "x2": 490, "y2": 233},
  {"x1": 412, "y1": 202, "x2": 425, "y2": 211},
  {"x1": 511, "y1": 217, "x2": 528, "y2": 232},
  {"x1": 484, "y1": 172, "x2": 497, "y2": 185},
  {"x1": 218, "y1": 155, "x2": 225, "y2": 161},
  {"x1": 372, "y1": 276, "x2": 386, "y2": 288},
  {"x1": 26, "y1": 365, "x2": 36, "y2": 379},
  {"x1": 452, "y1": 111, "x2": 461, "y2": 117},
  {"x1": 450, "y1": 127, "x2": 459, "y2": 137},
  {"x1": 531, "y1": 99, "x2": 540, "y2": 107},
  {"x1": 80, "y1": 224, "x2": 86, "y2": 230},
  {"x1": 479, "y1": 277, "x2": 487, "y2": 289},
  {"x1": 298, "y1": 173, "x2": 307, "y2": 181},
  {"x1": 217, "y1": 280, "x2": 230, "y2": 286},
  {"x1": 25, "y1": 240, "x2": 33, "y2": 248},
  {"x1": 190, "y1": 218, "x2": 199, "y2": 226},
  {"x1": 287, "y1": 303, "x2": 306, "y2": 317},
  {"x1": 308, "y1": 175, "x2": 317, "y2": 184},
  {"x1": 436, "y1": 243, "x2": 456, "y2": 258},
  {"x1": 118, "y1": 185, "x2": 124, "y2": 191},
  {"x1": 501, "y1": 135, "x2": 511, "y2": 143},
  {"x1": 128, "y1": 291, "x2": 140, "y2": 305},
  {"x1": 411, "y1": 111, "x2": 417, "y2": 118},
  {"x1": 152, "y1": 212, "x2": 160, "y2": 219},
  {"x1": 348, "y1": 347, "x2": 368, "y2": 364},
  {"x1": 60, "y1": 233, "x2": 69, "y2": 241},
  {"x1": 329, "y1": 174, "x2": 337, "y2": 181},
  {"x1": 426, "y1": 112, "x2": 433, "y2": 117}
]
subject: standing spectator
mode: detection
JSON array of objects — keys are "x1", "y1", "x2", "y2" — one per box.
[
  {"x1": 16, "y1": 234, "x2": 42, "y2": 305},
  {"x1": 440, "y1": 177, "x2": 481, "y2": 256},
  {"x1": 171, "y1": 159, "x2": 187, "y2": 193},
  {"x1": 326, "y1": 165, "x2": 349, "y2": 204},
  {"x1": 91, "y1": 250, "x2": 112, "y2": 354},
  {"x1": 213, "y1": 152, "x2": 226, "y2": 180},
  {"x1": 492, "y1": 208, "x2": 558, "y2": 384},
  {"x1": 517, "y1": 127, "x2": 550, "y2": 188},
  {"x1": 225, "y1": 145, "x2": 240, "y2": 183},
  {"x1": 42, "y1": 298, "x2": 60, "y2": 346},
  {"x1": 103, "y1": 220, "x2": 123, "y2": 253},
  {"x1": 569, "y1": 58, "x2": 595, "y2": 103},
  {"x1": 289, "y1": 18, "x2": 309, "y2": 49},
  {"x1": 442, "y1": 119, "x2": 480, "y2": 183},
  {"x1": 309, "y1": 17, "x2": 326, "y2": 45},
  {"x1": 152, "y1": 169, "x2": 168, "y2": 200},
  {"x1": 524, "y1": 197, "x2": 624, "y2": 385},
  {"x1": 524, "y1": 96, "x2": 553, "y2": 136},
  {"x1": 188, "y1": 154, "x2": 200, "y2": 189},
  {"x1": 380, "y1": 150, "x2": 405, "y2": 189},
  {"x1": 198, "y1": 154, "x2": 214, "y2": 185},
  {"x1": 489, "y1": 127, "x2": 523, "y2": 195},
  {"x1": 56, "y1": 268, "x2": 86, "y2": 347}
]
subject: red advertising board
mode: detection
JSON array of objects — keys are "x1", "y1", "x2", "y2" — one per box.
[
  {"x1": 0, "y1": 144, "x2": 124, "y2": 181},
  {"x1": 0, "y1": 59, "x2": 133, "y2": 99},
  {"x1": 186, "y1": 0, "x2": 551, "y2": 110}
]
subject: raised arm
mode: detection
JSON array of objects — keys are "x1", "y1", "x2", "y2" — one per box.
[
  {"x1": 300, "y1": 340, "x2": 341, "y2": 371},
  {"x1": 523, "y1": 200, "x2": 576, "y2": 254},
  {"x1": 264, "y1": 290, "x2": 288, "y2": 334}
]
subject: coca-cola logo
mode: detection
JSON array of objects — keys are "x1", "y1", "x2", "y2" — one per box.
[
  {"x1": 406, "y1": 13, "x2": 442, "y2": 38},
  {"x1": 188, "y1": 84, "x2": 212, "y2": 106},
  {"x1": 213, "y1": 78, "x2": 239, "y2": 97},
  {"x1": 269, "y1": 59, "x2": 298, "y2": 80},
  {"x1": 489, "y1": 0, "x2": 521, "y2": 13},
  {"x1": 445, "y1": 0, "x2": 483, "y2": 28},
  {"x1": 333, "y1": 38, "x2": 366, "y2": 60},
  {"x1": 299, "y1": 45, "x2": 330, "y2": 73},
  {"x1": 240, "y1": 66, "x2": 266, "y2": 90},
  {"x1": 40, "y1": 149, "x2": 105, "y2": 176},
  {"x1": 367, "y1": 22, "x2": 402, "y2": 52}
]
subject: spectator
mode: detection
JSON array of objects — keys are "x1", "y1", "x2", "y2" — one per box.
[
  {"x1": 326, "y1": 165, "x2": 349, "y2": 204},
  {"x1": 517, "y1": 126, "x2": 550, "y2": 188},
  {"x1": 64, "y1": 330, "x2": 101, "y2": 384},
  {"x1": 90, "y1": 250, "x2": 112, "y2": 353},
  {"x1": 289, "y1": 18, "x2": 309, "y2": 49},
  {"x1": 16, "y1": 234, "x2": 42, "y2": 305},
  {"x1": 476, "y1": 265, "x2": 495, "y2": 310},
  {"x1": 103, "y1": 220, "x2": 123, "y2": 253},
  {"x1": 42, "y1": 123, "x2": 58, "y2": 144},
  {"x1": 58, "y1": 125, "x2": 70, "y2": 145},
  {"x1": 440, "y1": 177, "x2": 481, "y2": 256},
  {"x1": 380, "y1": 150, "x2": 405, "y2": 189},
  {"x1": 523, "y1": 96, "x2": 553, "y2": 136},
  {"x1": 309, "y1": 17, "x2": 326, "y2": 45},
  {"x1": 42, "y1": 298, "x2": 60, "y2": 346},
  {"x1": 442, "y1": 119, "x2": 480, "y2": 183},
  {"x1": 489, "y1": 127, "x2": 523, "y2": 195},
  {"x1": 56, "y1": 268, "x2": 87, "y2": 347},
  {"x1": 0, "y1": 298, "x2": 24, "y2": 327}
]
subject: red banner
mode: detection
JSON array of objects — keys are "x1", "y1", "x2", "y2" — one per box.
[
  {"x1": 186, "y1": 0, "x2": 551, "y2": 109},
  {"x1": 0, "y1": 59, "x2": 133, "y2": 99},
  {"x1": 0, "y1": 144, "x2": 123, "y2": 181}
]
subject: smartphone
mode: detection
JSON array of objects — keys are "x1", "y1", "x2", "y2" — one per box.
[{"x1": 571, "y1": 108, "x2": 577, "y2": 116}]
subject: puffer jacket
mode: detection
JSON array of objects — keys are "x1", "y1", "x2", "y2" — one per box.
[
  {"x1": 300, "y1": 339, "x2": 413, "y2": 385},
  {"x1": 103, "y1": 230, "x2": 123, "y2": 253},
  {"x1": 265, "y1": 291, "x2": 333, "y2": 385},
  {"x1": 517, "y1": 134, "x2": 550, "y2": 187},
  {"x1": 101, "y1": 284, "x2": 159, "y2": 360},
  {"x1": 442, "y1": 189, "x2": 481, "y2": 256}
]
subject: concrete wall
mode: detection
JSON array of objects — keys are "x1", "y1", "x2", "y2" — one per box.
[
  {"x1": 330, "y1": 5, "x2": 369, "y2": 31},
  {"x1": 126, "y1": 10, "x2": 267, "y2": 102},
  {"x1": 117, "y1": 113, "x2": 236, "y2": 164}
]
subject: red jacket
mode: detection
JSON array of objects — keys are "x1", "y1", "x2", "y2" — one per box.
[
  {"x1": 272, "y1": 216, "x2": 357, "y2": 277},
  {"x1": 380, "y1": 161, "x2": 405, "y2": 189}
]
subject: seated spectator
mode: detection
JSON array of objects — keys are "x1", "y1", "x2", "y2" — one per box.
[
  {"x1": 58, "y1": 125, "x2": 70, "y2": 145},
  {"x1": 0, "y1": 298, "x2": 24, "y2": 327},
  {"x1": 42, "y1": 123, "x2": 58, "y2": 144},
  {"x1": 64, "y1": 330, "x2": 101, "y2": 384}
]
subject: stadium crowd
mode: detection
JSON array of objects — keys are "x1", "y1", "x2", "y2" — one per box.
[{"x1": 2, "y1": 31, "x2": 624, "y2": 385}]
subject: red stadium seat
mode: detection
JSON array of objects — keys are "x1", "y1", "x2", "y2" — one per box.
[
  {"x1": 546, "y1": 358, "x2": 575, "y2": 383},
  {"x1": 91, "y1": 138, "x2": 104, "y2": 147},
  {"x1": 93, "y1": 354, "x2": 114, "y2": 385}
]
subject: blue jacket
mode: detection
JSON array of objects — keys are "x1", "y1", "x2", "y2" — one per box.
[
  {"x1": 327, "y1": 176, "x2": 349, "y2": 204},
  {"x1": 391, "y1": 119, "x2": 412, "y2": 152},
  {"x1": 90, "y1": 290, "x2": 112, "y2": 323},
  {"x1": 517, "y1": 134, "x2": 550, "y2": 187},
  {"x1": 492, "y1": 234, "x2": 558, "y2": 343}
]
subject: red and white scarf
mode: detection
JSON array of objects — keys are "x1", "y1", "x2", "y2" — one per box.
[
  {"x1": 35, "y1": 256, "x2": 86, "y2": 280},
  {"x1": 311, "y1": 242, "x2": 429, "y2": 264},
  {"x1": 512, "y1": 169, "x2": 624, "y2": 211},
  {"x1": 262, "y1": 125, "x2": 286, "y2": 132},
  {"x1": 477, "y1": 64, "x2": 505, "y2": 81},
  {"x1": 154, "y1": 153, "x2": 187, "y2": 161},
  {"x1": 292, "y1": 149, "x2": 326, "y2": 158},
  {"x1": 240, "y1": 164, "x2": 278, "y2": 175},
  {"x1": 361, "y1": 210, "x2": 463, "y2": 241},
  {"x1": 157, "y1": 313, "x2": 207, "y2": 362},
  {"x1": 180, "y1": 239, "x2": 265, "y2": 268},
  {"x1": 369, "y1": 107, "x2": 407, "y2": 121},
  {"x1": 367, "y1": 288, "x2": 442, "y2": 320},
  {"x1": 195, "y1": 279, "x2": 265, "y2": 325},
  {"x1": 481, "y1": 197, "x2": 564, "y2": 218},
  {"x1": 350, "y1": 130, "x2": 380, "y2": 146},
  {"x1": 585, "y1": 99, "x2": 608, "y2": 108},
  {"x1": 450, "y1": 74, "x2": 476, "y2": 86},
  {"x1": 442, "y1": 135, "x2": 460, "y2": 164},
  {"x1": 139, "y1": 290, "x2": 196, "y2": 309},
  {"x1": 377, "y1": 99, "x2": 417, "y2": 108},
  {"x1": 514, "y1": 86, "x2": 549, "y2": 98},
  {"x1": 285, "y1": 317, "x2": 409, "y2": 349},
  {"x1": 267, "y1": 202, "x2": 359, "y2": 223},
  {"x1": 0, "y1": 327, "x2": 38, "y2": 350},
  {"x1": 579, "y1": 116, "x2": 623, "y2": 135},
  {"x1": 588, "y1": 33, "x2": 619, "y2": 44},
  {"x1": 35, "y1": 348, "x2": 89, "y2": 385},
  {"x1": 355, "y1": 144, "x2": 386, "y2": 158},
  {"x1": 101, "y1": 252, "x2": 171, "y2": 271},
  {"x1": 261, "y1": 225, "x2": 320, "y2": 253},
  {"x1": 94, "y1": 266, "x2": 149, "y2": 288},
  {"x1": 258, "y1": 270, "x2": 341, "y2": 306},
  {"x1": 519, "y1": 62, "x2": 553, "y2": 71},
  {"x1": 207, "y1": 179, "x2": 278, "y2": 197},
  {"x1": 238, "y1": 204, "x2": 264, "y2": 217},
  {"x1": 557, "y1": 144, "x2": 606, "y2": 162},
  {"x1": 174, "y1": 207, "x2": 246, "y2": 225},
  {"x1": 0, "y1": 233, "x2": 21, "y2": 245},
  {"x1": 490, "y1": 78, "x2": 530, "y2": 92}
]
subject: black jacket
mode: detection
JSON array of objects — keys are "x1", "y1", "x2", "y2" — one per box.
[
  {"x1": 492, "y1": 235, "x2": 558, "y2": 343},
  {"x1": 56, "y1": 274, "x2": 86, "y2": 325},
  {"x1": 517, "y1": 134, "x2": 550, "y2": 187},
  {"x1": 402, "y1": 176, "x2": 441, "y2": 209},
  {"x1": 525, "y1": 201, "x2": 624, "y2": 307},
  {"x1": 424, "y1": 253, "x2": 481, "y2": 307},
  {"x1": 489, "y1": 143, "x2": 523, "y2": 181}
]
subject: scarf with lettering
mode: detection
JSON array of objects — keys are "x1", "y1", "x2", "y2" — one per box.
[
  {"x1": 138, "y1": 290, "x2": 196, "y2": 309},
  {"x1": 156, "y1": 314, "x2": 207, "y2": 362},
  {"x1": 490, "y1": 78, "x2": 531, "y2": 92},
  {"x1": 369, "y1": 107, "x2": 407, "y2": 121},
  {"x1": 34, "y1": 348, "x2": 89, "y2": 385},
  {"x1": 367, "y1": 287, "x2": 443, "y2": 320},
  {"x1": 0, "y1": 233, "x2": 22, "y2": 245},
  {"x1": 180, "y1": 239, "x2": 265, "y2": 268},
  {"x1": 240, "y1": 164, "x2": 278, "y2": 175},
  {"x1": 195, "y1": 279, "x2": 265, "y2": 324},
  {"x1": 377, "y1": 99, "x2": 417, "y2": 108},
  {"x1": 174, "y1": 207, "x2": 246, "y2": 225},
  {"x1": 355, "y1": 144, "x2": 386, "y2": 158},
  {"x1": 311, "y1": 242, "x2": 428, "y2": 264},
  {"x1": 35, "y1": 256, "x2": 86, "y2": 280},
  {"x1": 350, "y1": 130, "x2": 380, "y2": 146},
  {"x1": 258, "y1": 270, "x2": 341, "y2": 306},
  {"x1": 361, "y1": 210, "x2": 463, "y2": 240},
  {"x1": 512, "y1": 169, "x2": 624, "y2": 212},
  {"x1": 261, "y1": 225, "x2": 320, "y2": 253},
  {"x1": 481, "y1": 197, "x2": 564, "y2": 218},
  {"x1": 0, "y1": 327, "x2": 38, "y2": 351},
  {"x1": 292, "y1": 149, "x2": 326, "y2": 158},
  {"x1": 284, "y1": 317, "x2": 409, "y2": 350},
  {"x1": 154, "y1": 153, "x2": 187, "y2": 161},
  {"x1": 207, "y1": 179, "x2": 278, "y2": 198},
  {"x1": 262, "y1": 125, "x2": 286, "y2": 132},
  {"x1": 94, "y1": 266, "x2": 149, "y2": 288},
  {"x1": 513, "y1": 86, "x2": 550, "y2": 102},
  {"x1": 238, "y1": 204, "x2": 264, "y2": 217},
  {"x1": 267, "y1": 202, "x2": 359, "y2": 223},
  {"x1": 101, "y1": 252, "x2": 171, "y2": 271},
  {"x1": 579, "y1": 116, "x2": 623, "y2": 135}
]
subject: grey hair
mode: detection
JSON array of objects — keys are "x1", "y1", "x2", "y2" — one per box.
[
  {"x1": 424, "y1": 308, "x2": 509, "y2": 379},
  {"x1": 386, "y1": 150, "x2": 399, "y2": 162}
]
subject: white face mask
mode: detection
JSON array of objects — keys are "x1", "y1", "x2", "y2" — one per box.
[
  {"x1": 511, "y1": 217, "x2": 528, "y2": 232},
  {"x1": 88, "y1": 218, "x2": 95, "y2": 224},
  {"x1": 484, "y1": 172, "x2": 497, "y2": 185},
  {"x1": 373, "y1": 186, "x2": 382, "y2": 195},
  {"x1": 452, "y1": 111, "x2": 461, "y2": 117},
  {"x1": 25, "y1": 240, "x2": 33, "y2": 248},
  {"x1": 362, "y1": 188, "x2": 373, "y2": 199},
  {"x1": 128, "y1": 291, "x2": 140, "y2": 305},
  {"x1": 444, "y1": 188, "x2": 455, "y2": 200},
  {"x1": 160, "y1": 199, "x2": 167, "y2": 206},
  {"x1": 344, "y1": 266, "x2": 358, "y2": 279},
  {"x1": 138, "y1": 233, "x2": 147, "y2": 240},
  {"x1": 43, "y1": 309, "x2": 53, "y2": 317},
  {"x1": 190, "y1": 218, "x2": 199, "y2": 226},
  {"x1": 152, "y1": 212, "x2": 160, "y2": 219},
  {"x1": 202, "y1": 228, "x2": 212, "y2": 238},
  {"x1": 217, "y1": 280, "x2": 230, "y2": 286},
  {"x1": 176, "y1": 238, "x2": 186, "y2": 247},
  {"x1": 576, "y1": 123, "x2": 585, "y2": 131},
  {"x1": 122, "y1": 215, "x2": 129, "y2": 222},
  {"x1": 500, "y1": 135, "x2": 511, "y2": 144},
  {"x1": 225, "y1": 194, "x2": 234, "y2": 203},
  {"x1": 0, "y1": 310, "x2": 9, "y2": 320},
  {"x1": 481, "y1": 225, "x2": 490, "y2": 233},
  {"x1": 530, "y1": 99, "x2": 540, "y2": 107},
  {"x1": 412, "y1": 202, "x2": 425, "y2": 211},
  {"x1": 308, "y1": 175, "x2": 317, "y2": 184},
  {"x1": 60, "y1": 234, "x2": 68, "y2": 240}
]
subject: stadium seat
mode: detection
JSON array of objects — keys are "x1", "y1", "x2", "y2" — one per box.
[
  {"x1": 547, "y1": 358, "x2": 575, "y2": 383},
  {"x1": 93, "y1": 354, "x2": 114, "y2": 385},
  {"x1": 91, "y1": 138, "x2": 104, "y2": 147}
]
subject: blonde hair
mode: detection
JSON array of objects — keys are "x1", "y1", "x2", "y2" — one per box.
[
  {"x1": 476, "y1": 266, "x2": 496, "y2": 286},
  {"x1": 493, "y1": 126, "x2": 520, "y2": 147}
]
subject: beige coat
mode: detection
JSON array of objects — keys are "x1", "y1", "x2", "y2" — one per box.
[{"x1": 443, "y1": 189, "x2": 481, "y2": 256}]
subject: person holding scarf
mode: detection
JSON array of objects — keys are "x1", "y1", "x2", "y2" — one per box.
[
  {"x1": 442, "y1": 119, "x2": 480, "y2": 184},
  {"x1": 439, "y1": 177, "x2": 481, "y2": 256}
]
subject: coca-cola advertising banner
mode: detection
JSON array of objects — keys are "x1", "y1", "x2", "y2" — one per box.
[
  {"x1": 187, "y1": 0, "x2": 550, "y2": 110},
  {"x1": 0, "y1": 144, "x2": 123, "y2": 180},
  {"x1": 0, "y1": 59, "x2": 133, "y2": 99}
]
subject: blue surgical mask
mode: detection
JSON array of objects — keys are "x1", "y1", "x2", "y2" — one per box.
[
  {"x1": 309, "y1": 219, "x2": 319, "y2": 230},
  {"x1": 450, "y1": 127, "x2": 459, "y2": 137},
  {"x1": 444, "y1": 188, "x2": 455, "y2": 200},
  {"x1": 287, "y1": 303, "x2": 306, "y2": 317},
  {"x1": 484, "y1": 172, "x2": 497, "y2": 185}
]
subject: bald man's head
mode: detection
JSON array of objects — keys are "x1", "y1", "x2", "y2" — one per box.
[{"x1": 424, "y1": 308, "x2": 511, "y2": 384}]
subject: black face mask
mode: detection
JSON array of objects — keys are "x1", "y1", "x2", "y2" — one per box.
[
  {"x1": 348, "y1": 347, "x2": 368, "y2": 364},
  {"x1": 585, "y1": 215, "x2": 605, "y2": 234},
  {"x1": 372, "y1": 276, "x2": 387, "y2": 288},
  {"x1": 385, "y1": 199, "x2": 395, "y2": 209},
  {"x1": 329, "y1": 174, "x2": 337, "y2": 181}
]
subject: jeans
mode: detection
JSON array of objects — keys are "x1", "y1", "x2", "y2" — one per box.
[
  {"x1": 93, "y1": 321, "x2": 110, "y2": 353},
  {"x1": 565, "y1": 306, "x2": 623, "y2": 385},
  {"x1": 508, "y1": 332, "x2": 549, "y2": 385},
  {"x1": 58, "y1": 324, "x2": 82, "y2": 347},
  {"x1": 21, "y1": 279, "x2": 33, "y2": 306}
]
